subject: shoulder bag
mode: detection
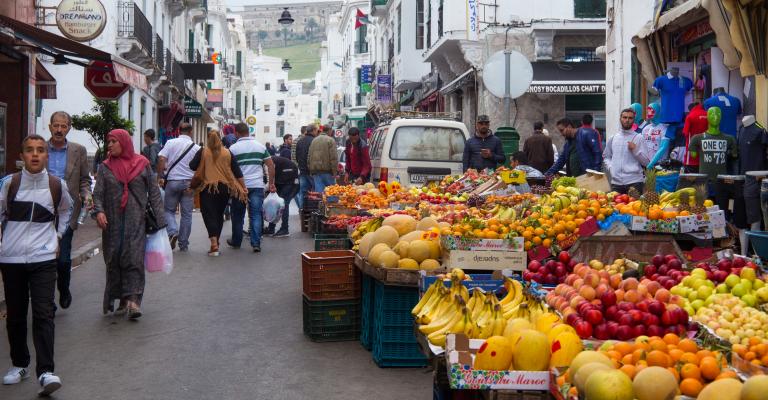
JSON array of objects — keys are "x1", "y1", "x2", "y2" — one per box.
[{"x1": 162, "y1": 142, "x2": 195, "y2": 188}]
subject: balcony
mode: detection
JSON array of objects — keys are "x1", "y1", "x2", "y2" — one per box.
[
  {"x1": 117, "y1": 2, "x2": 154, "y2": 67},
  {"x1": 355, "y1": 41, "x2": 369, "y2": 55},
  {"x1": 370, "y1": 0, "x2": 389, "y2": 16},
  {"x1": 189, "y1": 0, "x2": 207, "y2": 23},
  {"x1": 166, "y1": 0, "x2": 185, "y2": 18},
  {"x1": 153, "y1": 34, "x2": 164, "y2": 72},
  {"x1": 185, "y1": 49, "x2": 202, "y2": 63}
]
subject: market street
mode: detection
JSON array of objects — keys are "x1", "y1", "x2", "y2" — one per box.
[{"x1": 0, "y1": 214, "x2": 431, "y2": 400}]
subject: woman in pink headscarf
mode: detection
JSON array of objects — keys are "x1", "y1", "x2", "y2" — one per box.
[{"x1": 92, "y1": 129, "x2": 165, "y2": 319}]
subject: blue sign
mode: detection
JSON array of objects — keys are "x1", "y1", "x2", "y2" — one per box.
[
  {"x1": 376, "y1": 74, "x2": 392, "y2": 103},
  {"x1": 361, "y1": 64, "x2": 373, "y2": 84}
]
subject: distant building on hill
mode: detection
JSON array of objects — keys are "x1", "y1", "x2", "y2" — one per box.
[{"x1": 238, "y1": 1, "x2": 343, "y2": 49}]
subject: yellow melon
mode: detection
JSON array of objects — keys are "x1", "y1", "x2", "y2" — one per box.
[
  {"x1": 382, "y1": 214, "x2": 417, "y2": 236},
  {"x1": 510, "y1": 329, "x2": 550, "y2": 371},
  {"x1": 549, "y1": 331, "x2": 583, "y2": 369},
  {"x1": 438, "y1": 221, "x2": 451, "y2": 229},
  {"x1": 398, "y1": 258, "x2": 419, "y2": 270},
  {"x1": 574, "y1": 362, "x2": 613, "y2": 394},
  {"x1": 547, "y1": 324, "x2": 577, "y2": 344},
  {"x1": 408, "y1": 240, "x2": 432, "y2": 263},
  {"x1": 567, "y1": 351, "x2": 613, "y2": 383},
  {"x1": 741, "y1": 375, "x2": 768, "y2": 400},
  {"x1": 399, "y1": 230, "x2": 425, "y2": 243},
  {"x1": 534, "y1": 313, "x2": 561, "y2": 334},
  {"x1": 378, "y1": 251, "x2": 400, "y2": 269},
  {"x1": 698, "y1": 378, "x2": 742, "y2": 400},
  {"x1": 368, "y1": 243, "x2": 391, "y2": 266},
  {"x1": 427, "y1": 239, "x2": 441, "y2": 259},
  {"x1": 358, "y1": 232, "x2": 376, "y2": 258},
  {"x1": 632, "y1": 366, "x2": 678, "y2": 400},
  {"x1": 502, "y1": 318, "x2": 533, "y2": 338},
  {"x1": 473, "y1": 336, "x2": 514, "y2": 371},
  {"x1": 420, "y1": 259, "x2": 440, "y2": 270},
  {"x1": 371, "y1": 225, "x2": 399, "y2": 248},
  {"x1": 584, "y1": 369, "x2": 634, "y2": 400},
  {"x1": 416, "y1": 217, "x2": 440, "y2": 231}
]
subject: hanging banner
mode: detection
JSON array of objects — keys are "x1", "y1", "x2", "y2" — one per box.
[
  {"x1": 376, "y1": 74, "x2": 392, "y2": 103},
  {"x1": 361, "y1": 64, "x2": 373, "y2": 84},
  {"x1": 206, "y1": 88, "x2": 224, "y2": 107},
  {"x1": 466, "y1": 0, "x2": 479, "y2": 41}
]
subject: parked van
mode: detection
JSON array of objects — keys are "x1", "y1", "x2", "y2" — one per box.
[{"x1": 368, "y1": 116, "x2": 470, "y2": 185}]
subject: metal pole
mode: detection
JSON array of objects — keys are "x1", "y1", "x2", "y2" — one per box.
[{"x1": 504, "y1": 50, "x2": 511, "y2": 126}]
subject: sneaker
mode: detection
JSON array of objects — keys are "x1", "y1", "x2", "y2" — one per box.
[
  {"x1": 169, "y1": 235, "x2": 178, "y2": 250},
  {"x1": 3, "y1": 366, "x2": 29, "y2": 385},
  {"x1": 226, "y1": 239, "x2": 240, "y2": 249},
  {"x1": 38, "y1": 372, "x2": 61, "y2": 396},
  {"x1": 252, "y1": 245, "x2": 261, "y2": 253},
  {"x1": 273, "y1": 230, "x2": 290, "y2": 238}
]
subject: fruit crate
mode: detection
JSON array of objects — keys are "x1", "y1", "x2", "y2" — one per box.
[
  {"x1": 360, "y1": 274, "x2": 375, "y2": 350},
  {"x1": 310, "y1": 211, "x2": 323, "y2": 234},
  {"x1": 302, "y1": 295, "x2": 361, "y2": 342},
  {"x1": 314, "y1": 234, "x2": 351, "y2": 251},
  {"x1": 301, "y1": 211, "x2": 311, "y2": 233},
  {"x1": 302, "y1": 250, "x2": 361, "y2": 301},
  {"x1": 371, "y1": 280, "x2": 427, "y2": 367}
]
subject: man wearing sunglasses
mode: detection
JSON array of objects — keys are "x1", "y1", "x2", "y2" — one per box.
[{"x1": 462, "y1": 115, "x2": 505, "y2": 171}]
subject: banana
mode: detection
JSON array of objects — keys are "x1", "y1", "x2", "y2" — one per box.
[
  {"x1": 427, "y1": 307, "x2": 464, "y2": 346},
  {"x1": 491, "y1": 305, "x2": 505, "y2": 337},
  {"x1": 416, "y1": 286, "x2": 447, "y2": 324},
  {"x1": 412, "y1": 281, "x2": 438, "y2": 316},
  {"x1": 419, "y1": 296, "x2": 461, "y2": 335},
  {"x1": 502, "y1": 280, "x2": 524, "y2": 312}
]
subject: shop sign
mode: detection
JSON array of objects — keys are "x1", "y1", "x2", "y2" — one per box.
[
  {"x1": 466, "y1": 0, "x2": 478, "y2": 41},
  {"x1": 184, "y1": 96, "x2": 203, "y2": 118},
  {"x1": 206, "y1": 88, "x2": 224, "y2": 108},
  {"x1": 526, "y1": 83, "x2": 605, "y2": 94},
  {"x1": 360, "y1": 65, "x2": 373, "y2": 84},
  {"x1": 676, "y1": 20, "x2": 713, "y2": 47},
  {"x1": 376, "y1": 74, "x2": 392, "y2": 103},
  {"x1": 56, "y1": 0, "x2": 107, "y2": 42}
]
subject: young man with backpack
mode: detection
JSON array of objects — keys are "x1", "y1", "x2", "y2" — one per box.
[{"x1": 1, "y1": 134, "x2": 73, "y2": 396}]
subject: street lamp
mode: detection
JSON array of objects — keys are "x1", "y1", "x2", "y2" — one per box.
[
  {"x1": 282, "y1": 59, "x2": 292, "y2": 71},
  {"x1": 278, "y1": 8, "x2": 294, "y2": 25}
]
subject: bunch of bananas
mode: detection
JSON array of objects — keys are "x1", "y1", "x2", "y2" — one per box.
[
  {"x1": 658, "y1": 187, "x2": 696, "y2": 207},
  {"x1": 350, "y1": 218, "x2": 383, "y2": 250},
  {"x1": 486, "y1": 204, "x2": 518, "y2": 220},
  {"x1": 538, "y1": 193, "x2": 573, "y2": 212}
]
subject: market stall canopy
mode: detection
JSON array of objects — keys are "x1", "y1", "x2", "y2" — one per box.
[
  {"x1": 631, "y1": 0, "x2": 739, "y2": 85},
  {"x1": 35, "y1": 61, "x2": 56, "y2": 99},
  {"x1": 526, "y1": 61, "x2": 605, "y2": 94},
  {"x1": 440, "y1": 68, "x2": 475, "y2": 95},
  {"x1": 721, "y1": 0, "x2": 766, "y2": 77}
]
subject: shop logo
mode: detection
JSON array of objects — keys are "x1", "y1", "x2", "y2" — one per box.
[{"x1": 56, "y1": 0, "x2": 107, "y2": 42}]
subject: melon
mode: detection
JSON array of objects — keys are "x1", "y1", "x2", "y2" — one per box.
[
  {"x1": 420, "y1": 259, "x2": 440, "y2": 270},
  {"x1": 549, "y1": 331, "x2": 583, "y2": 369},
  {"x1": 567, "y1": 351, "x2": 613, "y2": 383},
  {"x1": 393, "y1": 241, "x2": 410, "y2": 258},
  {"x1": 427, "y1": 240, "x2": 441, "y2": 259},
  {"x1": 502, "y1": 318, "x2": 533, "y2": 338},
  {"x1": 398, "y1": 258, "x2": 419, "y2": 270},
  {"x1": 378, "y1": 251, "x2": 400, "y2": 269},
  {"x1": 399, "y1": 230, "x2": 425, "y2": 243},
  {"x1": 584, "y1": 369, "x2": 634, "y2": 400},
  {"x1": 632, "y1": 366, "x2": 677, "y2": 400},
  {"x1": 368, "y1": 243, "x2": 391, "y2": 266},
  {"x1": 741, "y1": 375, "x2": 768, "y2": 400},
  {"x1": 409, "y1": 240, "x2": 432, "y2": 263},
  {"x1": 574, "y1": 362, "x2": 613, "y2": 394},
  {"x1": 547, "y1": 324, "x2": 577, "y2": 344},
  {"x1": 698, "y1": 378, "x2": 742, "y2": 400},
  {"x1": 473, "y1": 336, "x2": 514, "y2": 371},
  {"x1": 358, "y1": 232, "x2": 376, "y2": 257},
  {"x1": 438, "y1": 221, "x2": 451, "y2": 229},
  {"x1": 416, "y1": 217, "x2": 440, "y2": 231},
  {"x1": 382, "y1": 214, "x2": 417, "y2": 236},
  {"x1": 534, "y1": 313, "x2": 561, "y2": 334},
  {"x1": 371, "y1": 226, "x2": 399, "y2": 248},
  {"x1": 510, "y1": 329, "x2": 549, "y2": 371}
]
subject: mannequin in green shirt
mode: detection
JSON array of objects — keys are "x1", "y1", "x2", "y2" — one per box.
[{"x1": 688, "y1": 107, "x2": 737, "y2": 182}]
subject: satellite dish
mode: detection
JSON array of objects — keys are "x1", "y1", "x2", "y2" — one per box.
[{"x1": 482, "y1": 50, "x2": 533, "y2": 99}]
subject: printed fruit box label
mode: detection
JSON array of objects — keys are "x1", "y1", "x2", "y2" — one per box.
[
  {"x1": 441, "y1": 235, "x2": 524, "y2": 251},
  {"x1": 631, "y1": 216, "x2": 679, "y2": 233},
  {"x1": 448, "y1": 250, "x2": 526, "y2": 271},
  {"x1": 448, "y1": 364, "x2": 550, "y2": 390}
]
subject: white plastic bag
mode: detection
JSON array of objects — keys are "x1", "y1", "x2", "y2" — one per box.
[
  {"x1": 145, "y1": 227, "x2": 173, "y2": 274},
  {"x1": 263, "y1": 192, "x2": 284, "y2": 224}
]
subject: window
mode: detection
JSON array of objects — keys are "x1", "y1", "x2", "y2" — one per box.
[
  {"x1": 438, "y1": 0, "x2": 443, "y2": 38},
  {"x1": 574, "y1": 0, "x2": 606, "y2": 18},
  {"x1": 356, "y1": 24, "x2": 368, "y2": 54},
  {"x1": 356, "y1": 68, "x2": 363, "y2": 106},
  {"x1": 416, "y1": 0, "x2": 425, "y2": 50},
  {"x1": 236, "y1": 51, "x2": 242, "y2": 76},
  {"x1": 389, "y1": 126, "x2": 465, "y2": 161},
  {"x1": 397, "y1": 5, "x2": 402, "y2": 54},
  {"x1": 264, "y1": 126, "x2": 270, "y2": 133},
  {"x1": 265, "y1": 83, "x2": 270, "y2": 91},
  {"x1": 140, "y1": 97, "x2": 146, "y2": 134},
  {"x1": 426, "y1": 0, "x2": 431, "y2": 46},
  {"x1": 370, "y1": 128, "x2": 389, "y2": 159},
  {"x1": 236, "y1": 90, "x2": 242, "y2": 117},
  {"x1": 276, "y1": 121, "x2": 285, "y2": 137},
  {"x1": 264, "y1": 104, "x2": 271, "y2": 112},
  {"x1": 565, "y1": 47, "x2": 600, "y2": 62}
]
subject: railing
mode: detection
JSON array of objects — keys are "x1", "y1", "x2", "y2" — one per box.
[
  {"x1": 165, "y1": 50, "x2": 173, "y2": 76},
  {"x1": 153, "y1": 34, "x2": 164, "y2": 71},
  {"x1": 117, "y1": 2, "x2": 153, "y2": 55},
  {"x1": 185, "y1": 49, "x2": 202, "y2": 63},
  {"x1": 172, "y1": 57, "x2": 185, "y2": 89},
  {"x1": 355, "y1": 41, "x2": 369, "y2": 54}
]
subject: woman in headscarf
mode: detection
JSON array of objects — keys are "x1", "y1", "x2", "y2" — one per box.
[
  {"x1": 93, "y1": 129, "x2": 165, "y2": 319},
  {"x1": 189, "y1": 130, "x2": 247, "y2": 256}
]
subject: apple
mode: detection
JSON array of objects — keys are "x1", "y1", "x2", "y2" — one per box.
[
  {"x1": 651, "y1": 254, "x2": 664, "y2": 267},
  {"x1": 665, "y1": 254, "x2": 678, "y2": 264},
  {"x1": 658, "y1": 265, "x2": 669, "y2": 276},
  {"x1": 573, "y1": 319, "x2": 593, "y2": 339},
  {"x1": 717, "y1": 259, "x2": 732, "y2": 272},
  {"x1": 600, "y1": 291, "x2": 617, "y2": 307},
  {"x1": 604, "y1": 305, "x2": 619, "y2": 321},
  {"x1": 636, "y1": 300, "x2": 649, "y2": 312},
  {"x1": 648, "y1": 300, "x2": 665, "y2": 316},
  {"x1": 662, "y1": 279, "x2": 676, "y2": 290},
  {"x1": 528, "y1": 260, "x2": 541, "y2": 273},
  {"x1": 644, "y1": 313, "x2": 660, "y2": 326},
  {"x1": 650, "y1": 273, "x2": 660, "y2": 281},
  {"x1": 593, "y1": 323, "x2": 610, "y2": 340},
  {"x1": 667, "y1": 258, "x2": 682, "y2": 270},
  {"x1": 607, "y1": 321, "x2": 619, "y2": 337},
  {"x1": 661, "y1": 310, "x2": 677, "y2": 326},
  {"x1": 644, "y1": 264, "x2": 657, "y2": 277},
  {"x1": 629, "y1": 310, "x2": 643, "y2": 324},
  {"x1": 585, "y1": 309, "x2": 603, "y2": 325},
  {"x1": 617, "y1": 325, "x2": 633, "y2": 341},
  {"x1": 632, "y1": 324, "x2": 646, "y2": 338},
  {"x1": 618, "y1": 301, "x2": 635, "y2": 311},
  {"x1": 647, "y1": 325, "x2": 664, "y2": 337},
  {"x1": 618, "y1": 313, "x2": 634, "y2": 327},
  {"x1": 558, "y1": 251, "x2": 571, "y2": 264},
  {"x1": 713, "y1": 270, "x2": 729, "y2": 283},
  {"x1": 565, "y1": 312, "x2": 580, "y2": 326}
]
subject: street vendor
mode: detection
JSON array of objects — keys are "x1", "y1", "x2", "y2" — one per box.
[{"x1": 462, "y1": 115, "x2": 505, "y2": 171}]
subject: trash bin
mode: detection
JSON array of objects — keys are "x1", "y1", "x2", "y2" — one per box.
[{"x1": 495, "y1": 126, "x2": 519, "y2": 163}]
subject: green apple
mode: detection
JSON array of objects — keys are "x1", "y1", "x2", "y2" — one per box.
[
  {"x1": 726, "y1": 274, "x2": 741, "y2": 288},
  {"x1": 756, "y1": 286, "x2": 768, "y2": 302},
  {"x1": 732, "y1": 283, "x2": 747, "y2": 298},
  {"x1": 685, "y1": 305, "x2": 696, "y2": 315},
  {"x1": 742, "y1": 294, "x2": 758, "y2": 307},
  {"x1": 698, "y1": 286, "x2": 713, "y2": 299},
  {"x1": 690, "y1": 300, "x2": 704, "y2": 311},
  {"x1": 688, "y1": 291, "x2": 699, "y2": 302},
  {"x1": 682, "y1": 276, "x2": 694, "y2": 287},
  {"x1": 754, "y1": 279, "x2": 765, "y2": 290},
  {"x1": 671, "y1": 286, "x2": 684, "y2": 296},
  {"x1": 740, "y1": 267, "x2": 757, "y2": 281},
  {"x1": 691, "y1": 268, "x2": 708, "y2": 278},
  {"x1": 705, "y1": 296, "x2": 715, "y2": 307},
  {"x1": 717, "y1": 283, "x2": 729, "y2": 294},
  {"x1": 741, "y1": 279, "x2": 753, "y2": 292}
]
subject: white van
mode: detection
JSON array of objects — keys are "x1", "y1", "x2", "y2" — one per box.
[{"x1": 367, "y1": 117, "x2": 470, "y2": 185}]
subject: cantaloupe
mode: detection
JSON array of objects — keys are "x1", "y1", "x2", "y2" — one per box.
[
  {"x1": 473, "y1": 336, "x2": 514, "y2": 371},
  {"x1": 393, "y1": 241, "x2": 410, "y2": 258},
  {"x1": 382, "y1": 214, "x2": 417, "y2": 236},
  {"x1": 567, "y1": 351, "x2": 613, "y2": 383},
  {"x1": 398, "y1": 258, "x2": 419, "y2": 270},
  {"x1": 502, "y1": 318, "x2": 533, "y2": 338},
  {"x1": 741, "y1": 375, "x2": 768, "y2": 400},
  {"x1": 698, "y1": 378, "x2": 742, "y2": 400},
  {"x1": 420, "y1": 259, "x2": 440, "y2": 270},
  {"x1": 399, "y1": 230, "x2": 425, "y2": 243},
  {"x1": 378, "y1": 251, "x2": 400, "y2": 269},
  {"x1": 409, "y1": 240, "x2": 432, "y2": 263},
  {"x1": 358, "y1": 232, "x2": 376, "y2": 257},
  {"x1": 549, "y1": 331, "x2": 583, "y2": 369},
  {"x1": 427, "y1": 240, "x2": 441, "y2": 259},
  {"x1": 547, "y1": 324, "x2": 577, "y2": 344},
  {"x1": 510, "y1": 330, "x2": 549, "y2": 371},
  {"x1": 416, "y1": 217, "x2": 439, "y2": 231},
  {"x1": 371, "y1": 225, "x2": 399, "y2": 248},
  {"x1": 632, "y1": 366, "x2": 677, "y2": 400},
  {"x1": 574, "y1": 362, "x2": 613, "y2": 394},
  {"x1": 584, "y1": 369, "x2": 634, "y2": 400},
  {"x1": 438, "y1": 221, "x2": 451, "y2": 229},
  {"x1": 368, "y1": 243, "x2": 391, "y2": 266}
]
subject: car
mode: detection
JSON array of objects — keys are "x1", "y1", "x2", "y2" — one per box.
[
  {"x1": 336, "y1": 146, "x2": 346, "y2": 176},
  {"x1": 368, "y1": 116, "x2": 470, "y2": 186}
]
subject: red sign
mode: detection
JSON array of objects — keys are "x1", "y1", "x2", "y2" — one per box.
[
  {"x1": 84, "y1": 61, "x2": 129, "y2": 100},
  {"x1": 677, "y1": 20, "x2": 713, "y2": 46}
]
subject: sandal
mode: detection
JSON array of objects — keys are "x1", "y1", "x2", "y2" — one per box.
[
  {"x1": 114, "y1": 299, "x2": 127, "y2": 316},
  {"x1": 127, "y1": 301, "x2": 142, "y2": 320},
  {"x1": 208, "y1": 242, "x2": 220, "y2": 257}
]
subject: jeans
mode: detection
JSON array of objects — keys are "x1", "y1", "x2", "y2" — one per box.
[
  {"x1": 164, "y1": 180, "x2": 194, "y2": 249},
  {"x1": 268, "y1": 184, "x2": 298, "y2": 233},
  {"x1": 1, "y1": 260, "x2": 57, "y2": 377},
  {"x1": 297, "y1": 174, "x2": 313, "y2": 209},
  {"x1": 611, "y1": 182, "x2": 644, "y2": 195},
  {"x1": 56, "y1": 227, "x2": 74, "y2": 296},
  {"x1": 761, "y1": 180, "x2": 768, "y2": 230},
  {"x1": 199, "y1": 183, "x2": 230, "y2": 239},
  {"x1": 313, "y1": 173, "x2": 335, "y2": 193},
  {"x1": 231, "y1": 187, "x2": 265, "y2": 248}
]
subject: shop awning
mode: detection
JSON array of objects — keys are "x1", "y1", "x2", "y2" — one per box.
[
  {"x1": 35, "y1": 61, "x2": 56, "y2": 99},
  {"x1": 525, "y1": 62, "x2": 605, "y2": 94},
  {"x1": 722, "y1": 0, "x2": 766, "y2": 77},
  {"x1": 0, "y1": 15, "x2": 110, "y2": 63},
  {"x1": 394, "y1": 80, "x2": 421, "y2": 92},
  {"x1": 440, "y1": 68, "x2": 475, "y2": 95}
]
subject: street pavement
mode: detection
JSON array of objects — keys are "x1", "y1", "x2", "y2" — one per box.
[{"x1": 0, "y1": 213, "x2": 431, "y2": 400}]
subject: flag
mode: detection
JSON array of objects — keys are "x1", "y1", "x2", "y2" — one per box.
[{"x1": 355, "y1": 8, "x2": 370, "y2": 29}]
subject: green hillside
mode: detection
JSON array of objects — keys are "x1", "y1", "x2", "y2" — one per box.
[{"x1": 263, "y1": 42, "x2": 321, "y2": 80}]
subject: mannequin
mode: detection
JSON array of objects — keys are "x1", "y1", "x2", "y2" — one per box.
[
  {"x1": 738, "y1": 115, "x2": 768, "y2": 238},
  {"x1": 630, "y1": 102, "x2": 646, "y2": 133},
  {"x1": 640, "y1": 103, "x2": 668, "y2": 159},
  {"x1": 704, "y1": 87, "x2": 742, "y2": 137},
  {"x1": 681, "y1": 102, "x2": 708, "y2": 171},
  {"x1": 648, "y1": 67, "x2": 694, "y2": 168}
]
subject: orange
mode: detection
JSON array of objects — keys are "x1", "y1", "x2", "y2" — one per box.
[
  {"x1": 619, "y1": 364, "x2": 637, "y2": 379},
  {"x1": 620, "y1": 354, "x2": 634, "y2": 366},
  {"x1": 632, "y1": 349, "x2": 646, "y2": 364},
  {"x1": 649, "y1": 339, "x2": 668, "y2": 352},
  {"x1": 680, "y1": 363, "x2": 701, "y2": 381},
  {"x1": 606, "y1": 350, "x2": 622, "y2": 362},
  {"x1": 542, "y1": 238, "x2": 552, "y2": 248},
  {"x1": 678, "y1": 339, "x2": 698, "y2": 353},
  {"x1": 732, "y1": 344, "x2": 748, "y2": 357},
  {"x1": 614, "y1": 342, "x2": 633, "y2": 356},
  {"x1": 761, "y1": 354, "x2": 768, "y2": 365},
  {"x1": 647, "y1": 350, "x2": 671, "y2": 368},
  {"x1": 696, "y1": 349, "x2": 714, "y2": 360},
  {"x1": 744, "y1": 351, "x2": 757, "y2": 361},
  {"x1": 699, "y1": 356, "x2": 720, "y2": 381},
  {"x1": 749, "y1": 337, "x2": 763, "y2": 347},
  {"x1": 667, "y1": 366, "x2": 680, "y2": 382},
  {"x1": 556, "y1": 233, "x2": 567, "y2": 242},
  {"x1": 679, "y1": 378, "x2": 703, "y2": 397},
  {"x1": 663, "y1": 333, "x2": 680, "y2": 346},
  {"x1": 753, "y1": 343, "x2": 768, "y2": 357},
  {"x1": 715, "y1": 370, "x2": 738, "y2": 380},
  {"x1": 532, "y1": 236, "x2": 542, "y2": 246},
  {"x1": 668, "y1": 348, "x2": 684, "y2": 363}
]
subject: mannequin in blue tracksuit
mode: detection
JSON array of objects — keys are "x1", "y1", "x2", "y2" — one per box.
[{"x1": 648, "y1": 67, "x2": 693, "y2": 168}]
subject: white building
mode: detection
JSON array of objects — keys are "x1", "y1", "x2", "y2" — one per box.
[
  {"x1": 225, "y1": 13, "x2": 254, "y2": 126},
  {"x1": 319, "y1": 12, "x2": 344, "y2": 120},
  {"x1": 336, "y1": 1, "x2": 372, "y2": 127},
  {"x1": 250, "y1": 54, "x2": 290, "y2": 145}
]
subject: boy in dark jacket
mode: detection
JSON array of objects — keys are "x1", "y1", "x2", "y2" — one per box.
[
  {"x1": 294, "y1": 125, "x2": 317, "y2": 209},
  {"x1": 462, "y1": 115, "x2": 505, "y2": 171}
]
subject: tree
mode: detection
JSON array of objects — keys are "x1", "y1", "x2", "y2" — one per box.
[
  {"x1": 305, "y1": 17, "x2": 318, "y2": 41},
  {"x1": 72, "y1": 99, "x2": 134, "y2": 163},
  {"x1": 274, "y1": 29, "x2": 281, "y2": 38},
  {"x1": 258, "y1": 30, "x2": 268, "y2": 42}
]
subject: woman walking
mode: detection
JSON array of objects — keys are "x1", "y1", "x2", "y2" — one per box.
[
  {"x1": 190, "y1": 130, "x2": 247, "y2": 256},
  {"x1": 93, "y1": 129, "x2": 165, "y2": 319}
]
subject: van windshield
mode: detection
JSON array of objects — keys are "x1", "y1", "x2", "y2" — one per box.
[{"x1": 389, "y1": 126, "x2": 465, "y2": 162}]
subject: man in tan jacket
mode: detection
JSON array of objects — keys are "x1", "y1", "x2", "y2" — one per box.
[
  {"x1": 307, "y1": 125, "x2": 338, "y2": 193},
  {"x1": 46, "y1": 111, "x2": 92, "y2": 309}
]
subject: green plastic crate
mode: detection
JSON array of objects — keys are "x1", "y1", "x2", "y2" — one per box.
[
  {"x1": 314, "y1": 234, "x2": 351, "y2": 251},
  {"x1": 302, "y1": 295, "x2": 361, "y2": 342}
]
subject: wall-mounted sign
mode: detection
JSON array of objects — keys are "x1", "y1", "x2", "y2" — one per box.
[
  {"x1": 56, "y1": 0, "x2": 107, "y2": 42},
  {"x1": 376, "y1": 74, "x2": 392, "y2": 103},
  {"x1": 526, "y1": 83, "x2": 606, "y2": 95},
  {"x1": 184, "y1": 96, "x2": 203, "y2": 118},
  {"x1": 246, "y1": 115, "x2": 257, "y2": 125},
  {"x1": 206, "y1": 89, "x2": 224, "y2": 108}
]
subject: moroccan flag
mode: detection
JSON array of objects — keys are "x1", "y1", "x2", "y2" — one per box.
[{"x1": 355, "y1": 8, "x2": 370, "y2": 29}]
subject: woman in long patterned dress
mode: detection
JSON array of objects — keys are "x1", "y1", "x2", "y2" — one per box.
[{"x1": 93, "y1": 129, "x2": 165, "y2": 319}]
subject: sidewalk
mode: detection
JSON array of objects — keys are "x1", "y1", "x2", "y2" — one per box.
[{"x1": 0, "y1": 219, "x2": 102, "y2": 318}]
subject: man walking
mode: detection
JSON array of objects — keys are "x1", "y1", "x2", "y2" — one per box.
[
  {"x1": 522, "y1": 121, "x2": 554, "y2": 174},
  {"x1": 278, "y1": 134, "x2": 293, "y2": 159},
  {"x1": 462, "y1": 115, "x2": 505, "y2": 171},
  {"x1": 1, "y1": 134, "x2": 73, "y2": 395},
  {"x1": 141, "y1": 129, "x2": 162, "y2": 174},
  {"x1": 264, "y1": 154, "x2": 299, "y2": 237},
  {"x1": 291, "y1": 126, "x2": 306, "y2": 163},
  {"x1": 604, "y1": 108, "x2": 650, "y2": 194},
  {"x1": 157, "y1": 123, "x2": 199, "y2": 251},
  {"x1": 295, "y1": 125, "x2": 317, "y2": 208},
  {"x1": 228, "y1": 123, "x2": 276, "y2": 252},
  {"x1": 308, "y1": 124, "x2": 339, "y2": 193},
  {"x1": 46, "y1": 111, "x2": 90, "y2": 309},
  {"x1": 545, "y1": 118, "x2": 603, "y2": 176}
]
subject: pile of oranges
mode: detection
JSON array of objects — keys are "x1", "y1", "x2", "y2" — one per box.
[
  {"x1": 601, "y1": 333, "x2": 736, "y2": 397},
  {"x1": 615, "y1": 202, "x2": 691, "y2": 219},
  {"x1": 732, "y1": 337, "x2": 768, "y2": 369}
]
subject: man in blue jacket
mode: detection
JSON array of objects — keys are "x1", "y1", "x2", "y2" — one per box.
[
  {"x1": 462, "y1": 115, "x2": 505, "y2": 171},
  {"x1": 545, "y1": 118, "x2": 603, "y2": 176}
]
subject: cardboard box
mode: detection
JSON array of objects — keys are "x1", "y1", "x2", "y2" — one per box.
[
  {"x1": 419, "y1": 270, "x2": 515, "y2": 293},
  {"x1": 446, "y1": 250, "x2": 527, "y2": 272},
  {"x1": 446, "y1": 334, "x2": 550, "y2": 390},
  {"x1": 631, "y1": 216, "x2": 679, "y2": 233},
  {"x1": 441, "y1": 235, "x2": 525, "y2": 252}
]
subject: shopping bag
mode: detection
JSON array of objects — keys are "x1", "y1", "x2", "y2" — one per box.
[
  {"x1": 263, "y1": 192, "x2": 284, "y2": 224},
  {"x1": 145, "y1": 227, "x2": 173, "y2": 274}
]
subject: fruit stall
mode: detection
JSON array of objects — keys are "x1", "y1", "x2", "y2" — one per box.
[{"x1": 299, "y1": 168, "x2": 768, "y2": 400}]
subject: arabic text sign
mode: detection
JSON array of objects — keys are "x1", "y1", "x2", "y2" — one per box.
[
  {"x1": 56, "y1": 0, "x2": 107, "y2": 42},
  {"x1": 184, "y1": 96, "x2": 203, "y2": 118},
  {"x1": 376, "y1": 74, "x2": 392, "y2": 103},
  {"x1": 84, "y1": 61, "x2": 129, "y2": 100}
]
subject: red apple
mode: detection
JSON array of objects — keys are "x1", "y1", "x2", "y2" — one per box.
[
  {"x1": 616, "y1": 325, "x2": 633, "y2": 341},
  {"x1": 565, "y1": 312, "x2": 580, "y2": 326},
  {"x1": 717, "y1": 259, "x2": 732, "y2": 272},
  {"x1": 648, "y1": 300, "x2": 665, "y2": 316},
  {"x1": 618, "y1": 301, "x2": 635, "y2": 312},
  {"x1": 618, "y1": 313, "x2": 634, "y2": 326},
  {"x1": 593, "y1": 323, "x2": 610, "y2": 340},
  {"x1": 607, "y1": 321, "x2": 619, "y2": 337},
  {"x1": 713, "y1": 270, "x2": 728, "y2": 283},
  {"x1": 636, "y1": 300, "x2": 649, "y2": 313},
  {"x1": 674, "y1": 308, "x2": 689, "y2": 325},
  {"x1": 573, "y1": 319, "x2": 593, "y2": 339},
  {"x1": 601, "y1": 291, "x2": 617, "y2": 308},
  {"x1": 544, "y1": 274, "x2": 557, "y2": 285},
  {"x1": 732, "y1": 257, "x2": 746, "y2": 269},
  {"x1": 644, "y1": 313, "x2": 660, "y2": 326},
  {"x1": 667, "y1": 258, "x2": 682, "y2": 270},
  {"x1": 665, "y1": 254, "x2": 678, "y2": 263},
  {"x1": 585, "y1": 309, "x2": 603, "y2": 325},
  {"x1": 555, "y1": 265, "x2": 567, "y2": 277},
  {"x1": 527, "y1": 260, "x2": 541, "y2": 273},
  {"x1": 632, "y1": 324, "x2": 646, "y2": 338},
  {"x1": 629, "y1": 310, "x2": 644, "y2": 324},
  {"x1": 605, "y1": 305, "x2": 619, "y2": 321},
  {"x1": 661, "y1": 310, "x2": 677, "y2": 326},
  {"x1": 644, "y1": 264, "x2": 657, "y2": 277},
  {"x1": 658, "y1": 265, "x2": 669, "y2": 276},
  {"x1": 646, "y1": 324, "x2": 664, "y2": 337},
  {"x1": 651, "y1": 254, "x2": 665, "y2": 267},
  {"x1": 558, "y1": 251, "x2": 571, "y2": 264},
  {"x1": 662, "y1": 279, "x2": 676, "y2": 290}
]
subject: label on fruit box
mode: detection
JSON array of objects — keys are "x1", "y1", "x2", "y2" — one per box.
[
  {"x1": 448, "y1": 250, "x2": 527, "y2": 271},
  {"x1": 677, "y1": 214, "x2": 703, "y2": 233},
  {"x1": 447, "y1": 364, "x2": 549, "y2": 390},
  {"x1": 631, "y1": 216, "x2": 679, "y2": 233},
  {"x1": 440, "y1": 235, "x2": 524, "y2": 251}
]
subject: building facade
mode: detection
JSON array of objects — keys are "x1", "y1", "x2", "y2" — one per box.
[{"x1": 238, "y1": 1, "x2": 342, "y2": 49}]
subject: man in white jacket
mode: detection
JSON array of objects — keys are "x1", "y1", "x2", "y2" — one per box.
[
  {"x1": 604, "y1": 109, "x2": 650, "y2": 194},
  {"x1": 0, "y1": 134, "x2": 72, "y2": 396}
]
